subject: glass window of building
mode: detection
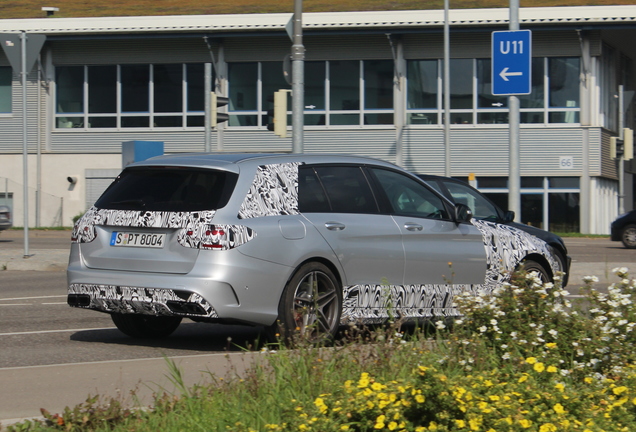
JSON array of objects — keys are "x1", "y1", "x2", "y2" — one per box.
[
  {"x1": 55, "y1": 63, "x2": 209, "y2": 129},
  {"x1": 477, "y1": 176, "x2": 580, "y2": 232},
  {"x1": 0, "y1": 67, "x2": 12, "y2": 114},
  {"x1": 406, "y1": 56, "x2": 580, "y2": 126},
  {"x1": 548, "y1": 57, "x2": 580, "y2": 124},
  {"x1": 227, "y1": 60, "x2": 393, "y2": 128},
  {"x1": 406, "y1": 59, "x2": 438, "y2": 125}
]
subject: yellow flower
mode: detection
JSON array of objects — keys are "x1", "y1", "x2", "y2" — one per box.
[
  {"x1": 555, "y1": 383, "x2": 565, "y2": 392},
  {"x1": 358, "y1": 373, "x2": 371, "y2": 388},
  {"x1": 534, "y1": 362, "x2": 546, "y2": 373},
  {"x1": 374, "y1": 415, "x2": 386, "y2": 430},
  {"x1": 547, "y1": 365, "x2": 558, "y2": 373},
  {"x1": 545, "y1": 342, "x2": 557, "y2": 349},
  {"x1": 584, "y1": 377, "x2": 593, "y2": 384},
  {"x1": 469, "y1": 418, "x2": 481, "y2": 431},
  {"x1": 519, "y1": 419, "x2": 532, "y2": 428},
  {"x1": 539, "y1": 423, "x2": 557, "y2": 432},
  {"x1": 371, "y1": 382, "x2": 385, "y2": 391},
  {"x1": 553, "y1": 403, "x2": 566, "y2": 415},
  {"x1": 299, "y1": 426, "x2": 308, "y2": 431},
  {"x1": 429, "y1": 421, "x2": 439, "y2": 430},
  {"x1": 613, "y1": 386, "x2": 629, "y2": 395},
  {"x1": 340, "y1": 426, "x2": 350, "y2": 431},
  {"x1": 314, "y1": 398, "x2": 328, "y2": 414},
  {"x1": 415, "y1": 394, "x2": 425, "y2": 403},
  {"x1": 455, "y1": 419, "x2": 467, "y2": 428},
  {"x1": 518, "y1": 373, "x2": 529, "y2": 383},
  {"x1": 526, "y1": 357, "x2": 537, "y2": 365},
  {"x1": 489, "y1": 395, "x2": 500, "y2": 402},
  {"x1": 388, "y1": 422, "x2": 398, "y2": 430}
]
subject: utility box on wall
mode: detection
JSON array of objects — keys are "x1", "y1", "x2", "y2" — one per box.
[{"x1": 122, "y1": 141, "x2": 164, "y2": 168}]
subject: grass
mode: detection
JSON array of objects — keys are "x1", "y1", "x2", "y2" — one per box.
[
  {"x1": 2, "y1": 0, "x2": 635, "y2": 19},
  {"x1": 6, "y1": 267, "x2": 636, "y2": 432}
]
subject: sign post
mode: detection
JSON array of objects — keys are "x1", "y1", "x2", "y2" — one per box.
[{"x1": 491, "y1": 20, "x2": 531, "y2": 222}]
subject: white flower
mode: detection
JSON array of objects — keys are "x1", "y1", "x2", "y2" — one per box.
[
  {"x1": 583, "y1": 275, "x2": 599, "y2": 283},
  {"x1": 502, "y1": 352, "x2": 511, "y2": 360},
  {"x1": 455, "y1": 319, "x2": 464, "y2": 325},
  {"x1": 435, "y1": 320, "x2": 446, "y2": 330},
  {"x1": 490, "y1": 319, "x2": 498, "y2": 326},
  {"x1": 548, "y1": 329, "x2": 558, "y2": 338},
  {"x1": 560, "y1": 369, "x2": 570, "y2": 376},
  {"x1": 479, "y1": 326, "x2": 488, "y2": 333}
]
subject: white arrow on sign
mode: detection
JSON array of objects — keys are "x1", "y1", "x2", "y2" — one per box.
[{"x1": 499, "y1": 67, "x2": 523, "y2": 82}]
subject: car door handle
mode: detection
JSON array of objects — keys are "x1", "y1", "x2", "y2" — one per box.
[
  {"x1": 404, "y1": 222, "x2": 423, "y2": 231},
  {"x1": 325, "y1": 222, "x2": 346, "y2": 231}
]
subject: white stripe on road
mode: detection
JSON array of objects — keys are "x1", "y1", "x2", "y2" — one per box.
[
  {"x1": 0, "y1": 327, "x2": 116, "y2": 337},
  {"x1": 0, "y1": 295, "x2": 66, "y2": 302}
]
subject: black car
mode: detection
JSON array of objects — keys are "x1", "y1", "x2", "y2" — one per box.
[
  {"x1": 611, "y1": 210, "x2": 636, "y2": 249},
  {"x1": 418, "y1": 175, "x2": 571, "y2": 286}
]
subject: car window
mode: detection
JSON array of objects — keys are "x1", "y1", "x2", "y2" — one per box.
[
  {"x1": 95, "y1": 167, "x2": 237, "y2": 212},
  {"x1": 443, "y1": 181, "x2": 500, "y2": 221},
  {"x1": 298, "y1": 166, "x2": 330, "y2": 213},
  {"x1": 372, "y1": 168, "x2": 449, "y2": 219},
  {"x1": 312, "y1": 166, "x2": 379, "y2": 214}
]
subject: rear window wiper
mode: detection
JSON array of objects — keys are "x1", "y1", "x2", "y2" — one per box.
[{"x1": 108, "y1": 199, "x2": 146, "y2": 209}]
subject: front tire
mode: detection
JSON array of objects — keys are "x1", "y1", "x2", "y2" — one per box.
[
  {"x1": 621, "y1": 224, "x2": 636, "y2": 249},
  {"x1": 111, "y1": 314, "x2": 182, "y2": 338},
  {"x1": 520, "y1": 259, "x2": 550, "y2": 284},
  {"x1": 275, "y1": 262, "x2": 342, "y2": 343}
]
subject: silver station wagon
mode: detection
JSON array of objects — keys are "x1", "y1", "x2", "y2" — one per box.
[{"x1": 67, "y1": 153, "x2": 564, "y2": 340}]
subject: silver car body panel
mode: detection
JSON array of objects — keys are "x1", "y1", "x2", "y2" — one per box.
[{"x1": 67, "y1": 153, "x2": 563, "y2": 327}]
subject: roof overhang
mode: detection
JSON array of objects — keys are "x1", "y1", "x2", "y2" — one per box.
[{"x1": 0, "y1": 5, "x2": 634, "y2": 37}]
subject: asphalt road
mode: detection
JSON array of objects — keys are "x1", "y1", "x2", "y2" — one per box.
[{"x1": 0, "y1": 229, "x2": 634, "y2": 427}]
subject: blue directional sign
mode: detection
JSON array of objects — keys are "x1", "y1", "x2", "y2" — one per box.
[{"x1": 492, "y1": 30, "x2": 532, "y2": 96}]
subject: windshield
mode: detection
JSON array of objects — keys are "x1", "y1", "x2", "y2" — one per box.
[{"x1": 95, "y1": 167, "x2": 238, "y2": 212}]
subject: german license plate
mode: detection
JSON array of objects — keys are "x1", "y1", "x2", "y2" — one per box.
[{"x1": 110, "y1": 232, "x2": 166, "y2": 248}]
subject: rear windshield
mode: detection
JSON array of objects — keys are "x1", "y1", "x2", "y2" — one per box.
[{"x1": 95, "y1": 167, "x2": 238, "y2": 212}]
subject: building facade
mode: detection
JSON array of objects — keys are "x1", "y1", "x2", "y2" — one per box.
[{"x1": 0, "y1": 6, "x2": 634, "y2": 233}]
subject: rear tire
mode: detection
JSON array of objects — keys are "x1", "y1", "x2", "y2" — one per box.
[
  {"x1": 273, "y1": 262, "x2": 342, "y2": 344},
  {"x1": 111, "y1": 314, "x2": 182, "y2": 338},
  {"x1": 621, "y1": 224, "x2": 636, "y2": 249}
]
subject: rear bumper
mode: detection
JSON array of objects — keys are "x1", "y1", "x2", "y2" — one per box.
[{"x1": 66, "y1": 243, "x2": 293, "y2": 326}]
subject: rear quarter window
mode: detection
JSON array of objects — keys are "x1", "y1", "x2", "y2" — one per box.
[{"x1": 95, "y1": 167, "x2": 238, "y2": 212}]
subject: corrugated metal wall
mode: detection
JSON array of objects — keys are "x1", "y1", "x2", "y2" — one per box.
[
  {"x1": 0, "y1": 70, "x2": 42, "y2": 153},
  {"x1": 401, "y1": 128, "x2": 595, "y2": 176},
  {"x1": 601, "y1": 128, "x2": 620, "y2": 180}
]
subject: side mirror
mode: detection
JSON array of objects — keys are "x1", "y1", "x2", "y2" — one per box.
[
  {"x1": 503, "y1": 210, "x2": 515, "y2": 223},
  {"x1": 455, "y1": 203, "x2": 473, "y2": 223}
]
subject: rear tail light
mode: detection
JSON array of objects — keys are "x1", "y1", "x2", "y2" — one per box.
[
  {"x1": 71, "y1": 217, "x2": 97, "y2": 243},
  {"x1": 178, "y1": 224, "x2": 256, "y2": 250}
]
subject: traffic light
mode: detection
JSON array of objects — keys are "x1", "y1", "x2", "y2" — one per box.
[
  {"x1": 624, "y1": 128, "x2": 633, "y2": 161},
  {"x1": 211, "y1": 92, "x2": 229, "y2": 127},
  {"x1": 266, "y1": 90, "x2": 289, "y2": 138},
  {"x1": 610, "y1": 136, "x2": 619, "y2": 160},
  {"x1": 610, "y1": 129, "x2": 634, "y2": 161}
]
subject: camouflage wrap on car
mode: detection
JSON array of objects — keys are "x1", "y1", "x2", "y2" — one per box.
[
  {"x1": 71, "y1": 206, "x2": 255, "y2": 250},
  {"x1": 69, "y1": 283, "x2": 218, "y2": 318},
  {"x1": 340, "y1": 219, "x2": 561, "y2": 324},
  {"x1": 238, "y1": 163, "x2": 300, "y2": 219}
]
